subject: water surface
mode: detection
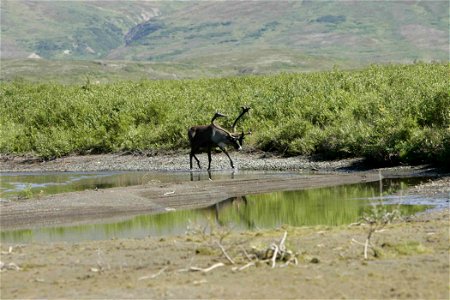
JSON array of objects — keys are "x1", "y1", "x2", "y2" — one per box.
[
  {"x1": 0, "y1": 170, "x2": 292, "y2": 199},
  {"x1": 1, "y1": 174, "x2": 443, "y2": 244}
]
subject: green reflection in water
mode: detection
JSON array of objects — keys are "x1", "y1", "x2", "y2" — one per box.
[
  {"x1": 212, "y1": 180, "x2": 430, "y2": 228},
  {"x1": 1, "y1": 178, "x2": 433, "y2": 244}
]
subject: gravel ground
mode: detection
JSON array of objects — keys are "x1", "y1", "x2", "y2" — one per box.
[{"x1": 0, "y1": 151, "x2": 441, "y2": 174}]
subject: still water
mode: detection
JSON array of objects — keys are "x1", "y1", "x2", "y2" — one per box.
[
  {"x1": 0, "y1": 170, "x2": 280, "y2": 200},
  {"x1": 1, "y1": 171, "x2": 444, "y2": 244}
]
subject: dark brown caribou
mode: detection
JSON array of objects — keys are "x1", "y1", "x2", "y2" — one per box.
[{"x1": 188, "y1": 107, "x2": 250, "y2": 170}]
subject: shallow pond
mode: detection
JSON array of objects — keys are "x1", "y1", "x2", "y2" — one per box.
[{"x1": 1, "y1": 172, "x2": 446, "y2": 244}]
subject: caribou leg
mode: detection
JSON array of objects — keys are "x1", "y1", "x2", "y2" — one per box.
[
  {"x1": 207, "y1": 148, "x2": 212, "y2": 170},
  {"x1": 190, "y1": 151, "x2": 202, "y2": 169},
  {"x1": 220, "y1": 147, "x2": 235, "y2": 169}
]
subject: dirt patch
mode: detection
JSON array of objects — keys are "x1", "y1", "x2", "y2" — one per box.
[
  {"x1": 1, "y1": 153, "x2": 449, "y2": 298},
  {"x1": 1, "y1": 209, "x2": 448, "y2": 299}
]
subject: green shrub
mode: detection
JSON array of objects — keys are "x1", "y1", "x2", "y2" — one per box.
[{"x1": 0, "y1": 63, "x2": 448, "y2": 166}]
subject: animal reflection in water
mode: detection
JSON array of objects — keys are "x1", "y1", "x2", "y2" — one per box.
[{"x1": 205, "y1": 196, "x2": 255, "y2": 229}]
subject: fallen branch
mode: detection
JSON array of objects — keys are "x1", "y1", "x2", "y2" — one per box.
[
  {"x1": 0, "y1": 261, "x2": 21, "y2": 271},
  {"x1": 247, "y1": 230, "x2": 298, "y2": 269},
  {"x1": 351, "y1": 238, "x2": 366, "y2": 246},
  {"x1": 279, "y1": 231, "x2": 288, "y2": 252},
  {"x1": 240, "y1": 246, "x2": 254, "y2": 262},
  {"x1": 180, "y1": 230, "x2": 298, "y2": 274},
  {"x1": 189, "y1": 262, "x2": 225, "y2": 273},
  {"x1": 215, "y1": 241, "x2": 235, "y2": 265},
  {"x1": 0, "y1": 246, "x2": 13, "y2": 255},
  {"x1": 138, "y1": 266, "x2": 168, "y2": 280},
  {"x1": 236, "y1": 262, "x2": 256, "y2": 271},
  {"x1": 270, "y1": 244, "x2": 279, "y2": 268}
]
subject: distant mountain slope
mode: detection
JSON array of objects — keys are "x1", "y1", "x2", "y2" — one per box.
[
  {"x1": 0, "y1": 1, "x2": 177, "y2": 60},
  {"x1": 111, "y1": 1, "x2": 449, "y2": 62},
  {"x1": 1, "y1": 0, "x2": 448, "y2": 78}
]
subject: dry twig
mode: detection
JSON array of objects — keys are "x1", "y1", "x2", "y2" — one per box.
[
  {"x1": 189, "y1": 262, "x2": 225, "y2": 273},
  {"x1": 270, "y1": 244, "x2": 279, "y2": 268},
  {"x1": 215, "y1": 241, "x2": 235, "y2": 265},
  {"x1": 138, "y1": 266, "x2": 168, "y2": 280}
]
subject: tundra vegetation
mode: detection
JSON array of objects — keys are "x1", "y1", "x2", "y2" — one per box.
[{"x1": 0, "y1": 63, "x2": 448, "y2": 167}]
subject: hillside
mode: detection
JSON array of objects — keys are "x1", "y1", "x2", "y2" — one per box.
[{"x1": 1, "y1": 1, "x2": 448, "y2": 81}]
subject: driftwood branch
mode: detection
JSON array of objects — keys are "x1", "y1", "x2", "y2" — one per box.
[
  {"x1": 138, "y1": 266, "x2": 168, "y2": 280},
  {"x1": 216, "y1": 241, "x2": 235, "y2": 265},
  {"x1": 239, "y1": 262, "x2": 255, "y2": 271},
  {"x1": 270, "y1": 244, "x2": 279, "y2": 268},
  {"x1": 0, "y1": 261, "x2": 21, "y2": 271},
  {"x1": 180, "y1": 229, "x2": 297, "y2": 276},
  {"x1": 240, "y1": 246, "x2": 254, "y2": 261},
  {"x1": 189, "y1": 262, "x2": 225, "y2": 273},
  {"x1": 246, "y1": 231, "x2": 296, "y2": 268},
  {"x1": 279, "y1": 231, "x2": 288, "y2": 252}
]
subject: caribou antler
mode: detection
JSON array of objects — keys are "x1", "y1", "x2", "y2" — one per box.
[
  {"x1": 231, "y1": 106, "x2": 251, "y2": 146},
  {"x1": 211, "y1": 112, "x2": 227, "y2": 124},
  {"x1": 232, "y1": 106, "x2": 251, "y2": 133}
]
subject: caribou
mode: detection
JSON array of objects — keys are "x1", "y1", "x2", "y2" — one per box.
[{"x1": 188, "y1": 107, "x2": 250, "y2": 170}]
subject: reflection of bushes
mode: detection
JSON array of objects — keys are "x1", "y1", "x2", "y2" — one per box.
[
  {"x1": 217, "y1": 182, "x2": 430, "y2": 229},
  {"x1": 218, "y1": 184, "x2": 380, "y2": 227},
  {"x1": 1, "y1": 63, "x2": 448, "y2": 166}
]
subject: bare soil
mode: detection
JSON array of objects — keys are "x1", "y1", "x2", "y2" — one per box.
[{"x1": 1, "y1": 153, "x2": 449, "y2": 299}]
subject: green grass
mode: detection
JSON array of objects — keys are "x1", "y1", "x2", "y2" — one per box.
[{"x1": 0, "y1": 63, "x2": 448, "y2": 166}]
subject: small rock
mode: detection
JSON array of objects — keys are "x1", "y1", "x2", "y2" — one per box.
[{"x1": 310, "y1": 257, "x2": 320, "y2": 264}]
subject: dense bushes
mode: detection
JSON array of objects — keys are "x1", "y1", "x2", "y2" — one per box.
[{"x1": 1, "y1": 63, "x2": 448, "y2": 166}]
